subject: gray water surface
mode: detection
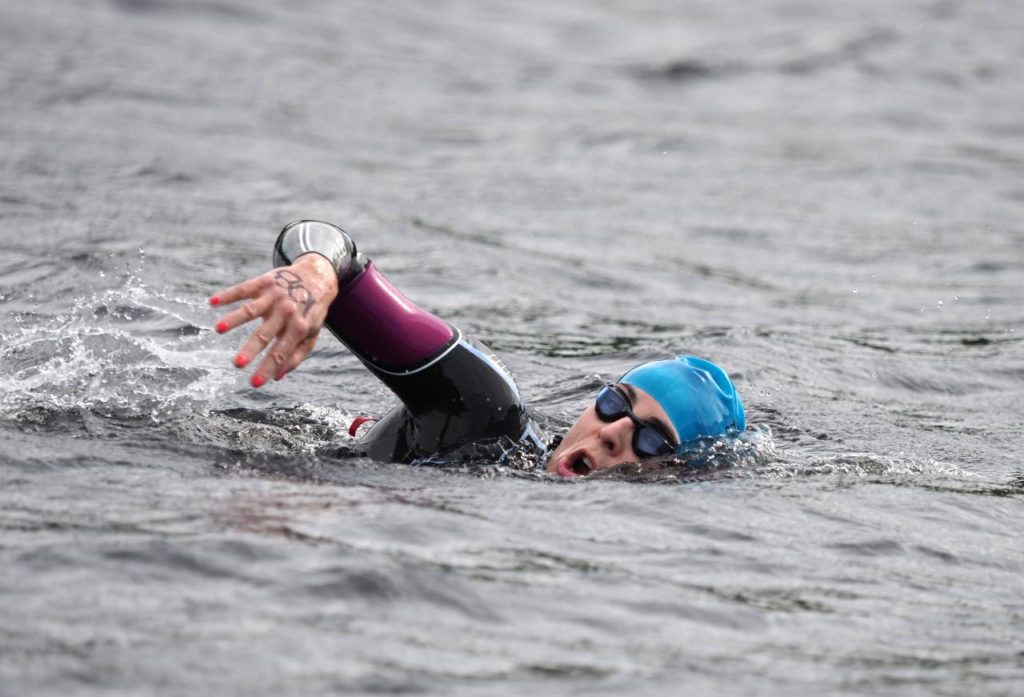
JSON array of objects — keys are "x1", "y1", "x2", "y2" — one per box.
[{"x1": 2, "y1": 1, "x2": 1023, "y2": 695}]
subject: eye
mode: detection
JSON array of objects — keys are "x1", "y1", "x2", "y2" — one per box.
[{"x1": 635, "y1": 428, "x2": 670, "y2": 455}]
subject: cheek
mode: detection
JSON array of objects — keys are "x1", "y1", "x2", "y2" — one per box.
[{"x1": 562, "y1": 407, "x2": 600, "y2": 445}]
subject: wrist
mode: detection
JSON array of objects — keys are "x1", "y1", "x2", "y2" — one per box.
[{"x1": 293, "y1": 252, "x2": 340, "y2": 298}]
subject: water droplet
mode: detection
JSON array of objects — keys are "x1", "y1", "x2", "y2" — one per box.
[
  {"x1": 937, "y1": 300, "x2": 943, "y2": 308},
  {"x1": 852, "y1": 288, "x2": 859, "y2": 294}
]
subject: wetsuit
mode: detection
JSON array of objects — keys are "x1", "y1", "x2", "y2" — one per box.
[{"x1": 273, "y1": 220, "x2": 544, "y2": 463}]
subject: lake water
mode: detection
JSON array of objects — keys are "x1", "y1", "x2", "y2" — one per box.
[{"x1": 1, "y1": 0, "x2": 1022, "y2": 695}]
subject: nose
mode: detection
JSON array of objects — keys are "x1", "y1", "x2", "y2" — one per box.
[{"x1": 598, "y1": 416, "x2": 634, "y2": 460}]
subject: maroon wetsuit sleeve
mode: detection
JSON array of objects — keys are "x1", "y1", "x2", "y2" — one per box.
[
  {"x1": 325, "y1": 260, "x2": 457, "y2": 372},
  {"x1": 272, "y1": 219, "x2": 458, "y2": 373}
]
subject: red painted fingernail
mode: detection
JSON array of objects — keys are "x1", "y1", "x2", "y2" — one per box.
[
  {"x1": 234, "y1": 354, "x2": 248, "y2": 368},
  {"x1": 251, "y1": 374, "x2": 265, "y2": 388},
  {"x1": 209, "y1": 296, "x2": 221, "y2": 306},
  {"x1": 216, "y1": 320, "x2": 229, "y2": 334}
]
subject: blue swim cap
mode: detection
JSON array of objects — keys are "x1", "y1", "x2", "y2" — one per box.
[{"x1": 619, "y1": 355, "x2": 745, "y2": 452}]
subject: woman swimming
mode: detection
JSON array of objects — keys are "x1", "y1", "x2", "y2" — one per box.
[{"x1": 211, "y1": 221, "x2": 745, "y2": 477}]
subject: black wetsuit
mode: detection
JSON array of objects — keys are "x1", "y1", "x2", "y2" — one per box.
[{"x1": 273, "y1": 220, "x2": 545, "y2": 464}]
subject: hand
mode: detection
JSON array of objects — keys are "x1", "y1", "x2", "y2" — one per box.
[{"x1": 210, "y1": 253, "x2": 340, "y2": 387}]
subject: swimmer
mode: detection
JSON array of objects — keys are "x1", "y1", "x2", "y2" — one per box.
[{"x1": 211, "y1": 221, "x2": 745, "y2": 476}]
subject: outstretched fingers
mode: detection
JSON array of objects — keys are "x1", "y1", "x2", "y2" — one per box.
[
  {"x1": 234, "y1": 311, "x2": 288, "y2": 373},
  {"x1": 211, "y1": 260, "x2": 335, "y2": 387},
  {"x1": 209, "y1": 273, "x2": 272, "y2": 309},
  {"x1": 214, "y1": 292, "x2": 275, "y2": 335},
  {"x1": 252, "y1": 318, "x2": 310, "y2": 387},
  {"x1": 275, "y1": 335, "x2": 319, "y2": 381}
]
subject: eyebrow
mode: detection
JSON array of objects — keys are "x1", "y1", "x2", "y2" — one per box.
[{"x1": 618, "y1": 383, "x2": 677, "y2": 446}]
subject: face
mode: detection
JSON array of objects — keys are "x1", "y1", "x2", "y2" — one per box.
[{"x1": 546, "y1": 383, "x2": 679, "y2": 478}]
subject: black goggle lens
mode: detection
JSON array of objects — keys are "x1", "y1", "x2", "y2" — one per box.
[{"x1": 594, "y1": 385, "x2": 675, "y2": 458}]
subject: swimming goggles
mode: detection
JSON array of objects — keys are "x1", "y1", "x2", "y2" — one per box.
[{"x1": 595, "y1": 384, "x2": 677, "y2": 458}]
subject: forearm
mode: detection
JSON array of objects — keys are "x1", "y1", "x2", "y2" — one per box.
[{"x1": 272, "y1": 220, "x2": 457, "y2": 374}]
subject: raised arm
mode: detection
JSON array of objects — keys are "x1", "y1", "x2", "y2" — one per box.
[{"x1": 213, "y1": 221, "x2": 536, "y2": 461}]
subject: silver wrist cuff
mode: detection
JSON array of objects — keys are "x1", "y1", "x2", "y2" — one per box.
[{"x1": 273, "y1": 220, "x2": 357, "y2": 275}]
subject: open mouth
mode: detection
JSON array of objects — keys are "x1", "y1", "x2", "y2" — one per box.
[
  {"x1": 570, "y1": 453, "x2": 593, "y2": 476},
  {"x1": 556, "y1": 448, "x2": 595, "y2": 477}
]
